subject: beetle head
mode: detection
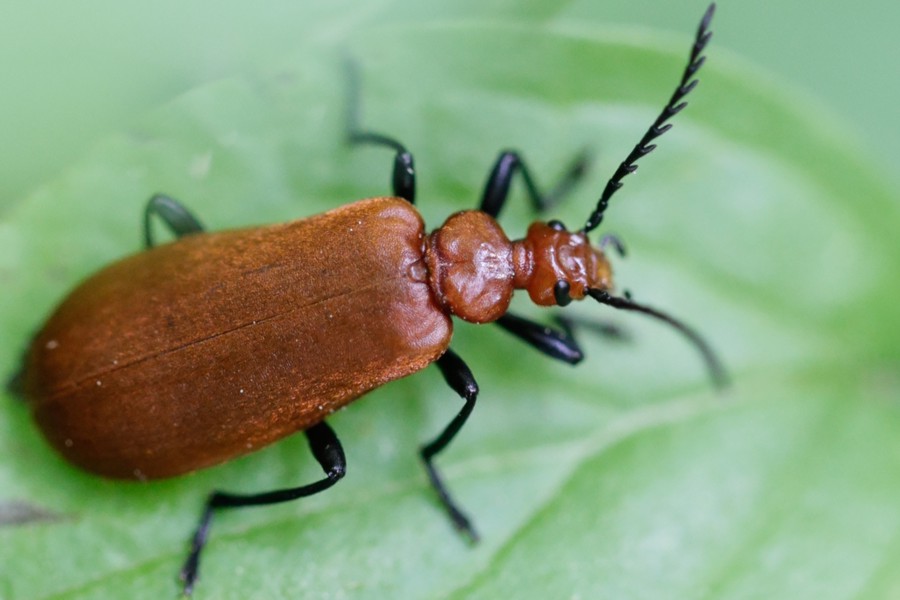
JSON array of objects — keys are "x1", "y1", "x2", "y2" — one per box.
[{"x1": 517, "y1": 220, "x2": 612, "y2": 307}]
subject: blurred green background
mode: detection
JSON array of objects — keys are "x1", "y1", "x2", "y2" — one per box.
[
  {"x1": 2, "y1": 2, "x2": 899, "y2": 599},
  {"x1": 0, "y1": 0, "x2": 897, "y2": 209}
]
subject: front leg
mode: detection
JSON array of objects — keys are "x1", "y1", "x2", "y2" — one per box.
[
  {"x1": 495, "y1": 312, "x2": 584, "y2": 365},
  {"x1": 478, "y1": 149, "x2": 590, "y2": 218}
]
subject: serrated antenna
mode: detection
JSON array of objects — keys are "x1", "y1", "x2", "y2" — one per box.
[{"x1": 583, "y1": 3, "x2": 715, "y2": 234}]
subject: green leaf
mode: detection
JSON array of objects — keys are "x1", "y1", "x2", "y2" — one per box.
[{"x1": 2, "y1": 8, "x2": 899, "y2": 600}]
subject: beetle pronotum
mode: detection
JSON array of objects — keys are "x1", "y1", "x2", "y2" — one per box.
[{"x1": 18, "y1": 4, "x2": 722, "y2": 594}]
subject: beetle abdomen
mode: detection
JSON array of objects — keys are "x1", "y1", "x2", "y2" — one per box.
[{"x1": 25, "y1": 197, "x2": 451, "y2": 480}]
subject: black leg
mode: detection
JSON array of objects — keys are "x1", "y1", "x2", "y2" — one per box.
[
  {"x1": 344, "y1": 60, "x2": 416, "y2": 203},
  {"x1": 495, "y1": 312, "x2": 584, "y2": 365},
  {"x1": 422, "y1": 348, "x2": 479, "y2": 542},
  {"x1": 478, "y1": 149, "x2": 590, "y2": 219},
  {"x1": 552, "y1": 314, "x2": 629, "y2": 344},
  {"x1": 144, "y1": 194, "x2": 205, "y2": 248},
  {"x1": 179, "y1": 421, "x2": 346, "y2": 596}
]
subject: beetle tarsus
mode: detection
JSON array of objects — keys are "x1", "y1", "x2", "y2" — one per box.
[
  {"x1": 422, "y1": 457, "x2": 480, "y2": 543},
  {"x1": 179, "y1": 504, "x2": 213, "y2": 596}
]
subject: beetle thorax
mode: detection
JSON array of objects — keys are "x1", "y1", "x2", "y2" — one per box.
[{"x1": 425, "y1": 211, "x2": 516, "y2": 323}]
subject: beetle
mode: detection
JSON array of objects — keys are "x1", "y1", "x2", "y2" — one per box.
[{"x1": 17, "y1": 4, "x2": 722, "y2": 595}]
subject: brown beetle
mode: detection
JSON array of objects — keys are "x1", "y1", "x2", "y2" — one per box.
[{"x1": 19, "y1": 4, "x2": 722, "y2": 595}]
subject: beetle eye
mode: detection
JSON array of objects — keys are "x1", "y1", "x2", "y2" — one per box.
[
  {"x1": 553, "y1": 280, "x2": 572, "y2": 306},
  {"x1": 548, "y1": 220, "x2": 566, "y2": 232}
]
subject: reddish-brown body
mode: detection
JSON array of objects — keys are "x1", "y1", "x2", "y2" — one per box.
[
  {"x1": 23, "y1": 196, "x2": 612, "y2": 480},
  {"x1": 25, "y1": 198, "x2": 450, "y2": 479}
]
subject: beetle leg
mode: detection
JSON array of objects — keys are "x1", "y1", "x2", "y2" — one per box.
[
  {"x1": 143, "y1": 193, "x2": 205, "y2": 248},
  {"x1": 179, "y1": 421, "x2": 346, "y2": 596},
  {"x1": 552, "y1": 313, "x2": 629, "y2": 344},
  {"x1": 478, "y1": 149, "x2": 590, "y2": 219},
  {"x1": 494, "y1": 312, "x2": 585, "y2": 365},
  {"x1": 347, "y1": 133, "x2": 416, "y2": 204},
  {"x1": 494, "y1": 312, "x2": 630, "y2": 366},
  {"x1": 344, "y1": 60, "x2": 416, "y2": 203},
  {"x1": 423, "y1": 348, "x2": 480, "y2": 542}
]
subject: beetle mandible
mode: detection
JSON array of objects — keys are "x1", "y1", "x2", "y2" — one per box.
[{"x1": 18, "y1": 4, "x2": 723, "y2": 595}]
